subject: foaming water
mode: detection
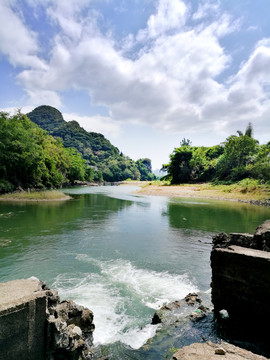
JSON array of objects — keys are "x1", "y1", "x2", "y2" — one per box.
[{"x1": 53, "y1": 255, "x2": 198, "y2": 348}]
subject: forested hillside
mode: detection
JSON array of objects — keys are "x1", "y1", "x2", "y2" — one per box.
[
  {"x1": 27, "y1": 106, "x2": 155, "y2": 182},
  {"x1": 0, "y1": 112, "x2": 87, "y2": 193},
  {"x1": 163, "y1": 125, "x2": 270, "y2": 184}
]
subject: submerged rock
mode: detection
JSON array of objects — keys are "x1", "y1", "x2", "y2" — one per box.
[{"x1": 151, "y1": 293, "x2": 211, "y2": 327}]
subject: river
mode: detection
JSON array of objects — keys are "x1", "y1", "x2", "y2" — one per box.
[{"x1": 0, "y1": 185, "x2": 269, "y2": 358}]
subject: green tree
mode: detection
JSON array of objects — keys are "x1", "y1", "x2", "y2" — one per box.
[
  {"x1": 180, "y1": 138, "x2": 192, "y2": 147},
  {"x1": 136, "y1": 158, "x2": 156, "y2": 181},
  {"x1": 164, "y1": 146, "x2": 193, "y2": 184},
  {"x1": 0, "y1": 111, "x2": 90, "y2": 192},
  {"x1": 216, "y1": 133, "x2": 258, "y2": 181},
  {"x1": 249, "y1": 142, "x2": 270, "y2": 182}
]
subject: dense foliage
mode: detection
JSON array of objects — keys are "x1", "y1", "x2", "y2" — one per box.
[
  {"x1": 27, "y1": 106, "x2": 155, "y2": 182},
  {"x1": 0, "y1": 112, "x2": 89, "y2": 193},
  {"x1": 163, "y1": 127, "x2": 270, "y2": 184}
]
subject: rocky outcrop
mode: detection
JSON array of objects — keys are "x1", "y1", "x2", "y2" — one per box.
[
  {"x1": 0, "y1": 278, "x2": 94, "y2": 360},
  {"x1": 151, "y1": 293, "x2": 211, "y2": 326},
  {"x1": 46, "y1": 297, "x2": 95, "y2": 359},
  {"x1": 213, "y1": 220, "x2": 270, "y2": 251},
  {"x1": 171, "y1": 341, "x2": 268, "y2": 360}
]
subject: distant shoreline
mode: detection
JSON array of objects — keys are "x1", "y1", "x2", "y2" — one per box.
[
  {"x1": 126, "y1": 182, "x2": 270, "y2": 206},
  {"x1": 0, "y1": 190, "x2": 71, "y2": 202}
]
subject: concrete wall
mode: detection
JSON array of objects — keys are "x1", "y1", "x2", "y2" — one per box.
[
  {"x1": 0, "y1": 279, "x2": 47, "y2": 360},
  {"x1": 211, "y1": 245, "x2": 270, "y2": 320},
  {"x1": 211, "y1": 220, "x2": 270, "y2": 342}
]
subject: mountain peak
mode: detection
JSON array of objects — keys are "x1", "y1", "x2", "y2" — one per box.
[{"x1": 27, "y1": 105, "x2": 64, "y2": 127}]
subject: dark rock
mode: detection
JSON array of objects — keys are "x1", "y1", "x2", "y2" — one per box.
[
  {"x1": 213, "y1": 221, "x2": 270, "y2": 252},
  {"x1": 253, "y1": 220, "x2": 270, "y2": 251},
  {"x1": 212, "y1": 233, "x2": 230, "y2": 249},
  {"x1": 151, "y1": 313, "x2": 162, "y2": 325},
  {"x1": 185, "y1": 293, "x2": 202, "y2": 306},
  {"x1": 229, "y1": 233, "x2": 253, "y2": 248}
]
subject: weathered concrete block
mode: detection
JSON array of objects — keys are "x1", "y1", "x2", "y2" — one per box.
[
  {"x1": 0, "y1": 278, "x2": 95, "y2": 360},
  {"x1": 211, "y1": 243, "x2": 270, "y2": 343},
  {"x1": 0, "y1": 279, "x2": 47, "y2": 360}
]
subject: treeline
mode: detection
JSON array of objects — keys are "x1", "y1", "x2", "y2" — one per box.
[
  {"x1": 27, "y1": 106, "x2": 156, "y2": 183},
  {"x1": 0, "y1": 112, "x2": 89, "y2": 193},
  {"x1": 163, "y1": 125, "x2": 270, "y2": 184},
  {"x1": 0, "y1": 111, "x2": 155, "y2": 193}
]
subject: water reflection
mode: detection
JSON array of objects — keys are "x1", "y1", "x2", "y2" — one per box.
[{"x1": 166, "y1": 198, "x2": 270, "y2": 234}]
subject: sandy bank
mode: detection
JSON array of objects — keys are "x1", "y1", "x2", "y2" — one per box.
[{"x1": 128, "y1": 182, "x2": 270, "y2": 205}]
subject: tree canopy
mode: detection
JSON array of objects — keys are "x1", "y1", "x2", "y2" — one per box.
[
  {"x1": 0, "y1": 112, "x2": 88, "y2": 193},
  {"x1": 163, "y1": 126, "x2": 269, "y2": 184}
]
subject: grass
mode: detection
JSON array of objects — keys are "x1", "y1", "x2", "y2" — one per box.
[
  {"x1": 198, "y1": 180, "x2": 270, "y2": 201},
  {"x1": 134, "y1": 178, "x2": 270, "y2": 203},
  {"x1": 0, "y1": 190, "x2": 70, "y2": 201}
]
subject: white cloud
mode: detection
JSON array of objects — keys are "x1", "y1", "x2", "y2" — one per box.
[
  {"x1": 2, "y1": 0, "x2": 270, "y2": 144},
  {"x1": 0, "y1": 1, "x2": 46, "y2": 69},
  {"x1": 63, "y1": 112, "x2": 121, "y2": 138},
  {"x1": 192, "y1": 1, "x2": 221, "y2": 21},
  {"x1": 137, "y1": 0, "x2": 187, "y2": 41},
  {"x1": 25, "y1": 89, "x2": 62, "y2": 108}
]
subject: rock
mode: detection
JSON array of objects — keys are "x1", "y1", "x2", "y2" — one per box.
[
  {"x1": 47, "y1": 298, "x2": 95, "y2": 359},
  {"x1": 151, "y1": 294, "x2": 211, "y2": 327},
  {"x1": 215, "y1": 347, "x2": 226, "y2": 355},
  {"x1": 213, "y1": 221, "x2": 270, "y2": 252},
  {"x1": 253, "y1": 220, "x2": 270, "y2": 251},
  {"x1": 151, "y1": 300, "x2": 182, "y2": 324},
  {"x1": 189, "y1": 305, "x2": 210, "y2": 322},
  {"x1": 185, "y1": 293, "x2": 202, "y2": 306},
  {"x1": 171, "y1": 341, "x2": 268, "y2": 360},
  {"x1": 213, "y1": 232, "x2": 254, "y2": 249},
  {"x1": 229, "y1": 233, "x2": 254, "y2": 248},
  {"x1": 213, "y1": 232, "x2": 230, "y2": 249}
]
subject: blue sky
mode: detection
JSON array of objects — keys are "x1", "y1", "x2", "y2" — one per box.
[{"x1": 1, "y1": 0, "x2": 270, "y2": 170}]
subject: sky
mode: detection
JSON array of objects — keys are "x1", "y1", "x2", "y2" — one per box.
[{"x1": 1, "y1": 0, "x2": 270, "y2": 170}]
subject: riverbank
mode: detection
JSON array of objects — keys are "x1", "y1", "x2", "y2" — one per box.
[
  {"x1": 126, "y1": 181, "x2": 270, "y2": 205},
  {"x1": 0, "y1": 190, "x2": 71, "y2": 202}
]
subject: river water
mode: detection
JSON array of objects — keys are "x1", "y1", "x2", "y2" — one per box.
[{"x1": 0, "y1": 185, "x2": 270, "y2": 358}]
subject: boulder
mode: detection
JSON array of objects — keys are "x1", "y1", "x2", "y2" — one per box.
[
  {"x1": 212, "y1": 220, "x2": 270, "y2": 252},
  {"x1": 253, "y1": 220, "x2": 270, "y2": 251},
  {"x1": 151, "y1": 293, "x2": 210, "y2": 326},
  {"x1": 47, "y1": 298, "x2": 95, "y2": 359},
  {"x1": 171, "y1": 341, "x2": 268, "y2": 360}
]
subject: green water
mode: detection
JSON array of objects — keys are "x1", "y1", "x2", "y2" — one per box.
[{"x1": 0, "y1": 185, "x2": 269, "y2": 357}]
